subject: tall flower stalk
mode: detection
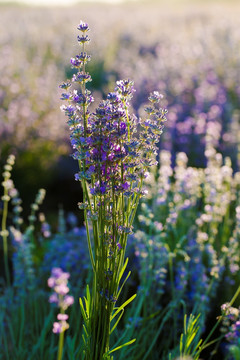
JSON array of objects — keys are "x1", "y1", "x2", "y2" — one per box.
[
  {"x1": 1, "y1": 154, "x2": 15, "y2": 287},
  {"x1": 60, "y1": 21, "x2": 167, "y2": 360},
  {"x1": 48, "y1": 268, "x2": 74, "y2": 360}
]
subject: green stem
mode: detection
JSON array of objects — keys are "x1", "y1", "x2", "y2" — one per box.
[
  {"x1": 85, "y1": 210, "x2": 95, "y2": 270},
  {"x1": 57, "y1": 331, "x2": 65, "y2": 360},
  {"x1": 169, "y1": 253, "x2": 177, "y2": 347}
]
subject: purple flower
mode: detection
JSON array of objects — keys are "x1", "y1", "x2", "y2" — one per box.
[
  {"x1": 77, "y1": 35, "x2": 90, "y2": 44},
  {"x1": 100, "y1": 185, "x2": 107, "y2": 194},
  {"x1": 60, "y1": 104, "x2": 75, "y2": 117},
  {"x1": 48, "y1": 268, "x2": 74, "y2": 310},
  {"x1": 59, "y1": 81, "x2": 71, "y2": 90},
  {"x1": 122, "y1": 182, "x2": 130, "y2": 190},
  {"x1": 48, "y1": 277, "x2": 55, "y2": 288},
  {"x1": 77, "y1": 21, "x2": 89, "y2": 32},
  {"x1": 48, "y1": 268, "x2": 74, "y2": 335},
  {"x1": 53, "y1": 322, "x2": 62, "y2": 334},
  {"x1": 72, "y1": 72, "x2": 92, "y2": 84},
  {"x1": 54, "y1": 283, "x2": 69, "y2": 296},
  {"x1": 71, "y1": 57, "x2": 81, "y2": 67},
  {"x1": 57, "y1": 313, "x2": 69, "y2": 321},
  {"x1": 63, "y1": 295, "x2": 74, "y2": 307},
  {"x1": 52, "y1": 320, "x2": 69, "y2": 334},
  {"x1": 107, "y1": 92, "x2": 121, "y2": 103},
  {"x1": 61, "y1": 93, "x2": 71, "y2": 100},
  {"x1": 49, "y1": 294, "x2": 58, "y2": 304},
  {"x1": 148, "y1": 91, "x2": 163, "y2": 103}
]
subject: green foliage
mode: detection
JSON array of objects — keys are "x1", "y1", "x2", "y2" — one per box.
[{"x1": 179, "y1": 314, "x2": 203, "y2": 360}]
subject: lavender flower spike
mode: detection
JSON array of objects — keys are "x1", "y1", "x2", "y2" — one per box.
[{"x1": 48, "y1": 267, "x2": 74, "y2": 360}]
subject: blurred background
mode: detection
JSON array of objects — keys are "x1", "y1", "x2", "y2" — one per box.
[
  {"x1": 1, "y1": 3, "x2": 240, "y2": 359},
  {"x1": 0, "y1": 0, "x2": 240, "y2": 226}
]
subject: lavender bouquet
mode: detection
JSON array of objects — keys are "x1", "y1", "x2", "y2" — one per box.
[{"x1": 60, "y1": 21, "x2": 167, "y2": 360}]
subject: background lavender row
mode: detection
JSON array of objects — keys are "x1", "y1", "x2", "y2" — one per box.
[{"x1": 0, "y1": 1, "x2": 240, "y2": 219}]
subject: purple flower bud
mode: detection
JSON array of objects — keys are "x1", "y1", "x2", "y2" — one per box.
[
  {"x1": 61, "y1": 93, "x2": 71, "y2": 100},
  {"x1": 57, "y1": 313, "x2": 69, "y2": 321},
  {"x1": 122, "y1": 182, "x2": 129, "y2": 190},
  {"x1": 100, "y1": 185, "x2": 106, "y2": 194},
  {"x1": 88, "y1": 165, "x2": 95, "y2": 174},
  {"x1": 59, "y1": 81, "x2": 71, "y2": 90},
  {"x1": 148, "y1": 91, "x2": 163, "y2": 103},
  {"x1": 77, "y1": 21, "x2": 89, "y2": 32},
  {"x1": 60, "y1": 104, "x2": 75, "y2": 117},
  {"x1": 48, "y1": 277, "x2": 55, "y2": 288},
  {"x1": 120, "y1": 122, "x2": 127, "y2": 131},
  {"x1": 52, "y1": 267, "x2": 63, "y2": 278},
  {"x1": 107, "y1": 92, "x2": 121, "y2": 104},
  {"x1": 77, "y1": 34, "x2": 90, "y2": 44},
  {"x1": 72, "y1": 72, "x2": 92, "y2": 84},
  {"x1": 54, "y1": 284, "x2": 69, "y2": 296},
  {"x1": 53, "y1": 322, "x2": 62, "y2": 334},
  {"x1": 63, "y1": 295, "x2": 74, "y2": 307},
  {"x1": 90, "y1": 187, "x2": 96, "y2": 195},
  {"x1": 49, "y1": 293, "x2": 58, "y2": 303},
  {"x1": 71, "y1": 56, "x2": 82, "y2": 67}
]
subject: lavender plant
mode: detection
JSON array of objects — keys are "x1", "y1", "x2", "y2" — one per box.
[
  {"x1": 10, "y1": 187, "x2": 46, "y2": 299},
  {"x1": 1, "y1": 154, "x2": 15, "y2": 287},
  {"x1": 60, "y1": 21, "x2": 167, "y2": 359},
  {"x1": 220, "y1": 302, "x2": 240, "y2": 352},
  {"x1": 48, "y1": 267, "x2": 74, "y2": 360}
]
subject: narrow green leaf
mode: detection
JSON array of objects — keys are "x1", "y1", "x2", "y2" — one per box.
[
  {"x1": 186, "y1": 332, "x2": 197, "y2": 349},
  {"x1": 192, "y1": 339, "x2": 203, "y2": 355},
  {"x1": 184, "y1": 313, "x2": 187, "y2": 334},
  {"x1": 86, "y1": 285, "x2": 91, "y2": 306},
  {"x1": 108, "y1": 339, "x2": 136, "y2": 355},
  {"x1": 83, "y1": 324, "x2": 88, "y2": 338},
  {"x1": 79, "y1": 298, "x2": 88, "y2": 324},
  {"x1": 179, "y1": 333, "x2": 183, "y2": 355},
  {"x1": 82, "y1": 334, "x2": 86, "y2": 346},
  {"x1": 117, "y1": 271, "x2": 131, "y2": 298},
  {"x1": 118, "y1": 257, "x2": 129, "y2": 283},
  {"x1": 110, "y1": 309, "x2": 124, "y2": 334},
  {"x1": 111, "y1": 294, "x2": 136, "y2": 321}
]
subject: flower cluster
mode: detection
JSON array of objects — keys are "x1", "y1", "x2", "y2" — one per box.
[
  {"x1": 48, "y1": 267, "x2": 74, "y2": 309},
  {"x1": 61, "y1": 24, "x2": 166, "y2": 191},
  {"x1": 64, "y1": 82, "x2": 166, "y2": 200},
  {"x1": 48, "y1": 267, "x2": 74, "y2": 334},
  {"x1": 220, "y1": 303, "x2": 240, "y2": 345}
]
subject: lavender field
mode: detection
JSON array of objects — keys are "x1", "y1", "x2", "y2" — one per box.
[{"x1": 1, "y1": 1, "x2": 240, "y2": 359}]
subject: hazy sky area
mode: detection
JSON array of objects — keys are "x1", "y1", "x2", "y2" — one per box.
[{"x1": 0, "y1": 0, "x2": 130, "y2": 5}]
